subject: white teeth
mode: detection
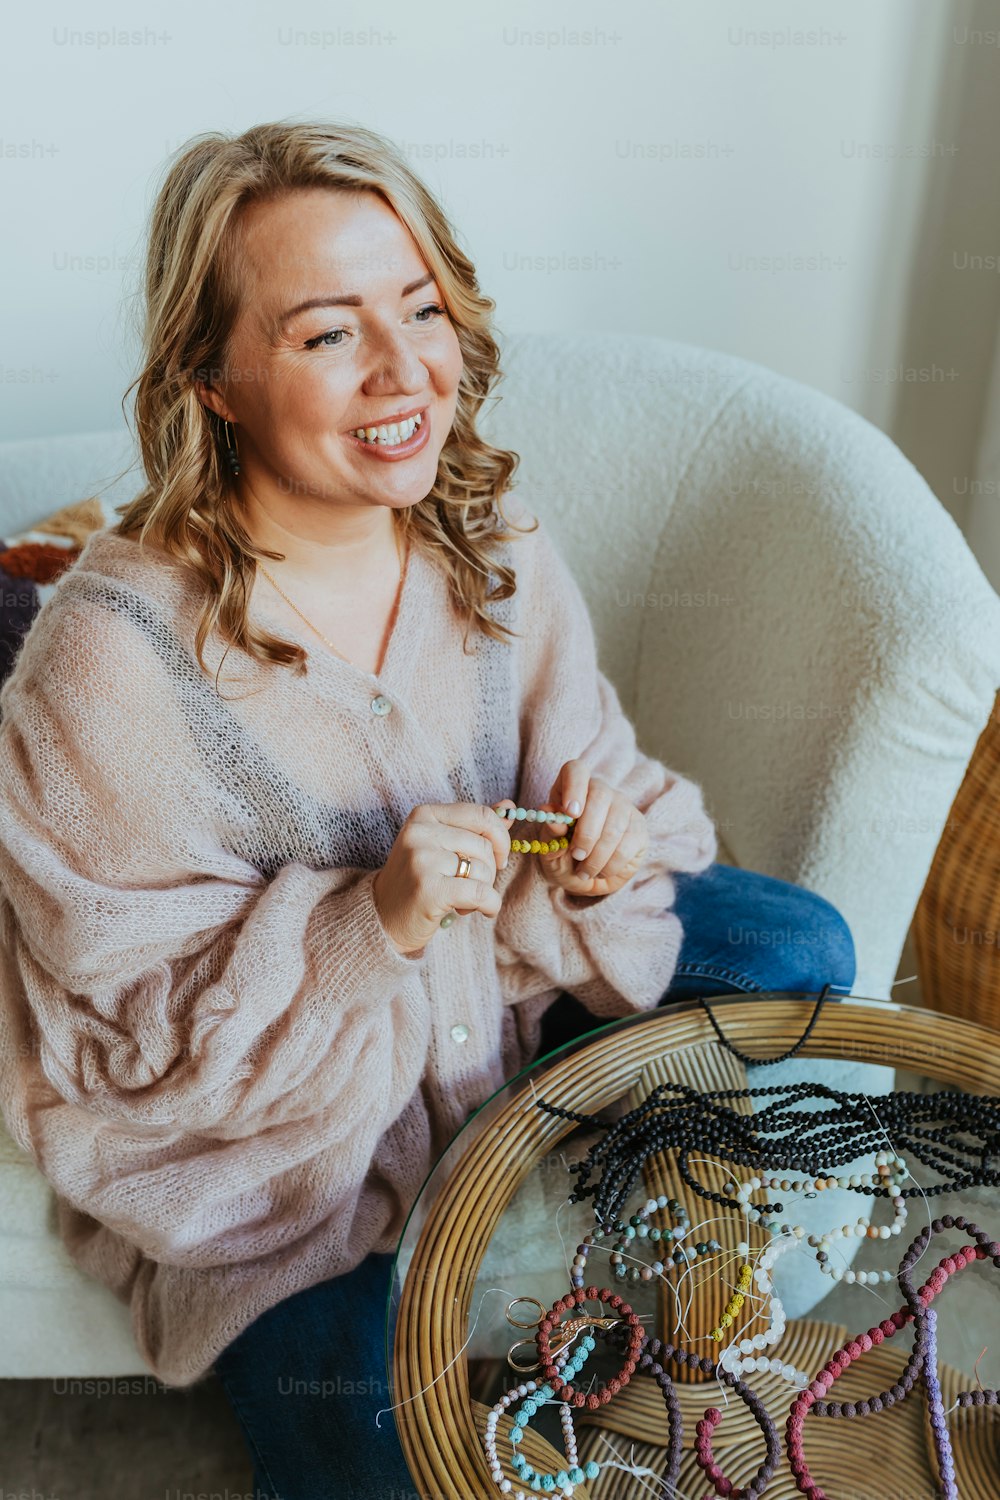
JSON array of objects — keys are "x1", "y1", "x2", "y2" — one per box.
[{"x1": 353, "y1": 413, "x2": 423, "y2": 446}]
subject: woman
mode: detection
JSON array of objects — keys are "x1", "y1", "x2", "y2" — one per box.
[{"x1": 0, "y1": 121, "x2": 855, "y2": 1499}]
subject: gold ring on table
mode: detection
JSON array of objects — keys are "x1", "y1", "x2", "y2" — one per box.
[{"x1": 455, "y1": 855, "x2": 472, "y2": 879}]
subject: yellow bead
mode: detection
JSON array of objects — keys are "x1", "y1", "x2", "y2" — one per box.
[
  {"x1": 559, "y1": 837, "x2": 569, "y2": 848},
  {"x1": 512, "y1": 839, "x2": 522, "y2": 852},
  {"x1": 530, "y1": 840, "x2": 541, "y2": 853},
  {"x1": 721, "y1": 1313, "x2": 733, "y2": 1328}
]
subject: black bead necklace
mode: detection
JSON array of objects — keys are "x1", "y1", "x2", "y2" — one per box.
[{"x1": 536, "y1": 1082, "x2": 1000, "y2": 1231}]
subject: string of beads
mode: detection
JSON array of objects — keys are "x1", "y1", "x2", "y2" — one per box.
[
  {"x1": 599, "y1": 1323, "x2": 781, "y2": 1498},
  {"x1": 786, "y1": 1215, "x2": 1000, "y2": 1498},
  {"x1": 484, "y1": 1339, "x2": 600, "y2": 1497},
  {"x1": 709, "y1": 1257, "x2": 753, "y2": 1341},
  {"x1": 535, "y1": 1081, "x2": 1000, "y2": 1230},
  {"x1": 716, "y1": 1235, "x2": 804, "y2": 1386},
  {"x1": 535, "y1": 1286, "x2": 644, "y2": 1408},
  {"x1": 568, "y1": 1196, "x2": 722, "y2": 1288},
  {"x1": 589, "y1": 1325, "x2": 686, "y2": 1494},
  {"x1": 732, "y1": 1152, "x2": 911, "y2": 1282},
  {"x1": 493, "y1": 804, "x2": 576, "y2": 855}
]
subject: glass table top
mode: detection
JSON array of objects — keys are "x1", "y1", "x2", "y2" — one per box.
[{"x1": 386, "y1": 993, "x2": 1000, "y2": 1500}]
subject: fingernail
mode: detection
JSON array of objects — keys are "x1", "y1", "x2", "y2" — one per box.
[
  {"x1": 568, "y1": 800, "x2": 582, "y2": 816},
  {"x1": 572, "y1": 847, "x2": 587, "y2": 860}
]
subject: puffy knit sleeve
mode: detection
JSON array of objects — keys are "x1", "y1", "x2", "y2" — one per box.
[
  {"x1": 0, "y1": 588, "x2": 431, "y2": 1267},
  {"x1": 493, "y1": 501, "x2": 717, "y2": 1022}
]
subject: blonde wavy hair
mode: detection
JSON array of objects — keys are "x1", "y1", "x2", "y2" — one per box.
[{"x1": 114, "y1": 118, "x2": 534, "y2": 682}]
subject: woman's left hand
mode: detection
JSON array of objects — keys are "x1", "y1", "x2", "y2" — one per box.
[{"x1": 499, "y1": 760, "x2": 649, "y2": 899}]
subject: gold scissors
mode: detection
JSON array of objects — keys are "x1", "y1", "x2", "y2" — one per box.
[{"x1": 505, "y1": 1295, "x2": 621, "y2": 1374}]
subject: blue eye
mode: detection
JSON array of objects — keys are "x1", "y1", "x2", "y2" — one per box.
[
  {"x1": 414, "y1": 303, "x2": 448, "y2": 322},
  {"x1": 303, "y1": 328, "x2": 347, "y2": 350}
]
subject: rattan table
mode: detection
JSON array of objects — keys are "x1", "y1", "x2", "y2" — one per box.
[{"x1": 387, "y1": 994, "x2": 1000, "y2": 1499}]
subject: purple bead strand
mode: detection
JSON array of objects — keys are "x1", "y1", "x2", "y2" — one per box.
[{"x1": 923, "y1": 1307, "x2": 958, "y2": 1500}]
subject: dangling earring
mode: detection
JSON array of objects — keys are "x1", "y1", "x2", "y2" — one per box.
[{"x1": 223, "y1": 419, "x2": 241, "y2": 478}]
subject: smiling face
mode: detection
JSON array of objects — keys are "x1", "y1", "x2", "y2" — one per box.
[{"x1": 197, "y1": 187, "x2": 464, "y2": 520}]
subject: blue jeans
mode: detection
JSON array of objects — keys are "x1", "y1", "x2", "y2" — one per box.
[
  {"x1": 212, "y1": 861, "x2": 855, "y2": 1499},
  {"x1": 537, "y1": 858, "x2": 856, "y2": 1054}
]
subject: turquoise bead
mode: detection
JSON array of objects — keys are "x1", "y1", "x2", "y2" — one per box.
[
  {"x1": 504, "y1": 1338, "x2": 593, "y2": 1491},
  {"x1": 584, "y1": 1460, "x2": 601, "y2": 1479}
]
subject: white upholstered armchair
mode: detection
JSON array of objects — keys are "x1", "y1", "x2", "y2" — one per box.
[{"x1": 1, "y1": 331, "x2": 998, "y2": 1376}]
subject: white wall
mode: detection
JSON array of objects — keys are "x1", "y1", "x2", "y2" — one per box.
[{"x1": 0, "y1": 0, "x2": 973, "y2": 474}]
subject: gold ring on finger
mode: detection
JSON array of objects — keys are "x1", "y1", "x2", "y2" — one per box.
[{"x1": 455, "y1": 855, "x2": 472, "y2": 879}]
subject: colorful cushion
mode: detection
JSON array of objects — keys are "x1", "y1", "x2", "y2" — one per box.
[{"x1": 0, "y1": 496, "x2": 115, "y2": 682}]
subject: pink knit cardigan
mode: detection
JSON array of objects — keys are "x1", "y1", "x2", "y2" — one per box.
[{"x1": 0, "y1": 488, "x2": 716, "y2": 1386}]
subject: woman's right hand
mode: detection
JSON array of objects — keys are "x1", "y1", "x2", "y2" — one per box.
[{"x1": 371, "y1": 802, "x2": 514, "y2": 957}]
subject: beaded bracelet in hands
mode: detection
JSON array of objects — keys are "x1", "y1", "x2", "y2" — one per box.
[{"x1": 493, "y1": 804, "x2": 577, "y2": 855}]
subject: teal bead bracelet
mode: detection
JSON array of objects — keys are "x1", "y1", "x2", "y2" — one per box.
[
  {"x1": 568, "y1": 1201, "x2": 721, "y2": 1291},
  {"x1": 484, "y1": 1337, "x2": 601, "y2": 1497},
  {"x1": 609, "y1": 1197, "x2": 722, "y2": 1283}
]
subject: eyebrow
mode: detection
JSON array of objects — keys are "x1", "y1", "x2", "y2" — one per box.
[{"x1": 278, "y1": 272, "x2": 436, "y2": 329}]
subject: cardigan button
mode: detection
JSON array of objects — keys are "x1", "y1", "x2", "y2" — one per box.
[
  {"x1": 450, "y1": 1024, "x2": 470, "y2": 1044},
  {"x1": 370, "y1": 695, "x2": 393, "y2": 716}
]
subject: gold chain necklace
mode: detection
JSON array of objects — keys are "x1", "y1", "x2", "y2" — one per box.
[{"x1": 257, "y1": 522, "x2": 408, "y2": 672}]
